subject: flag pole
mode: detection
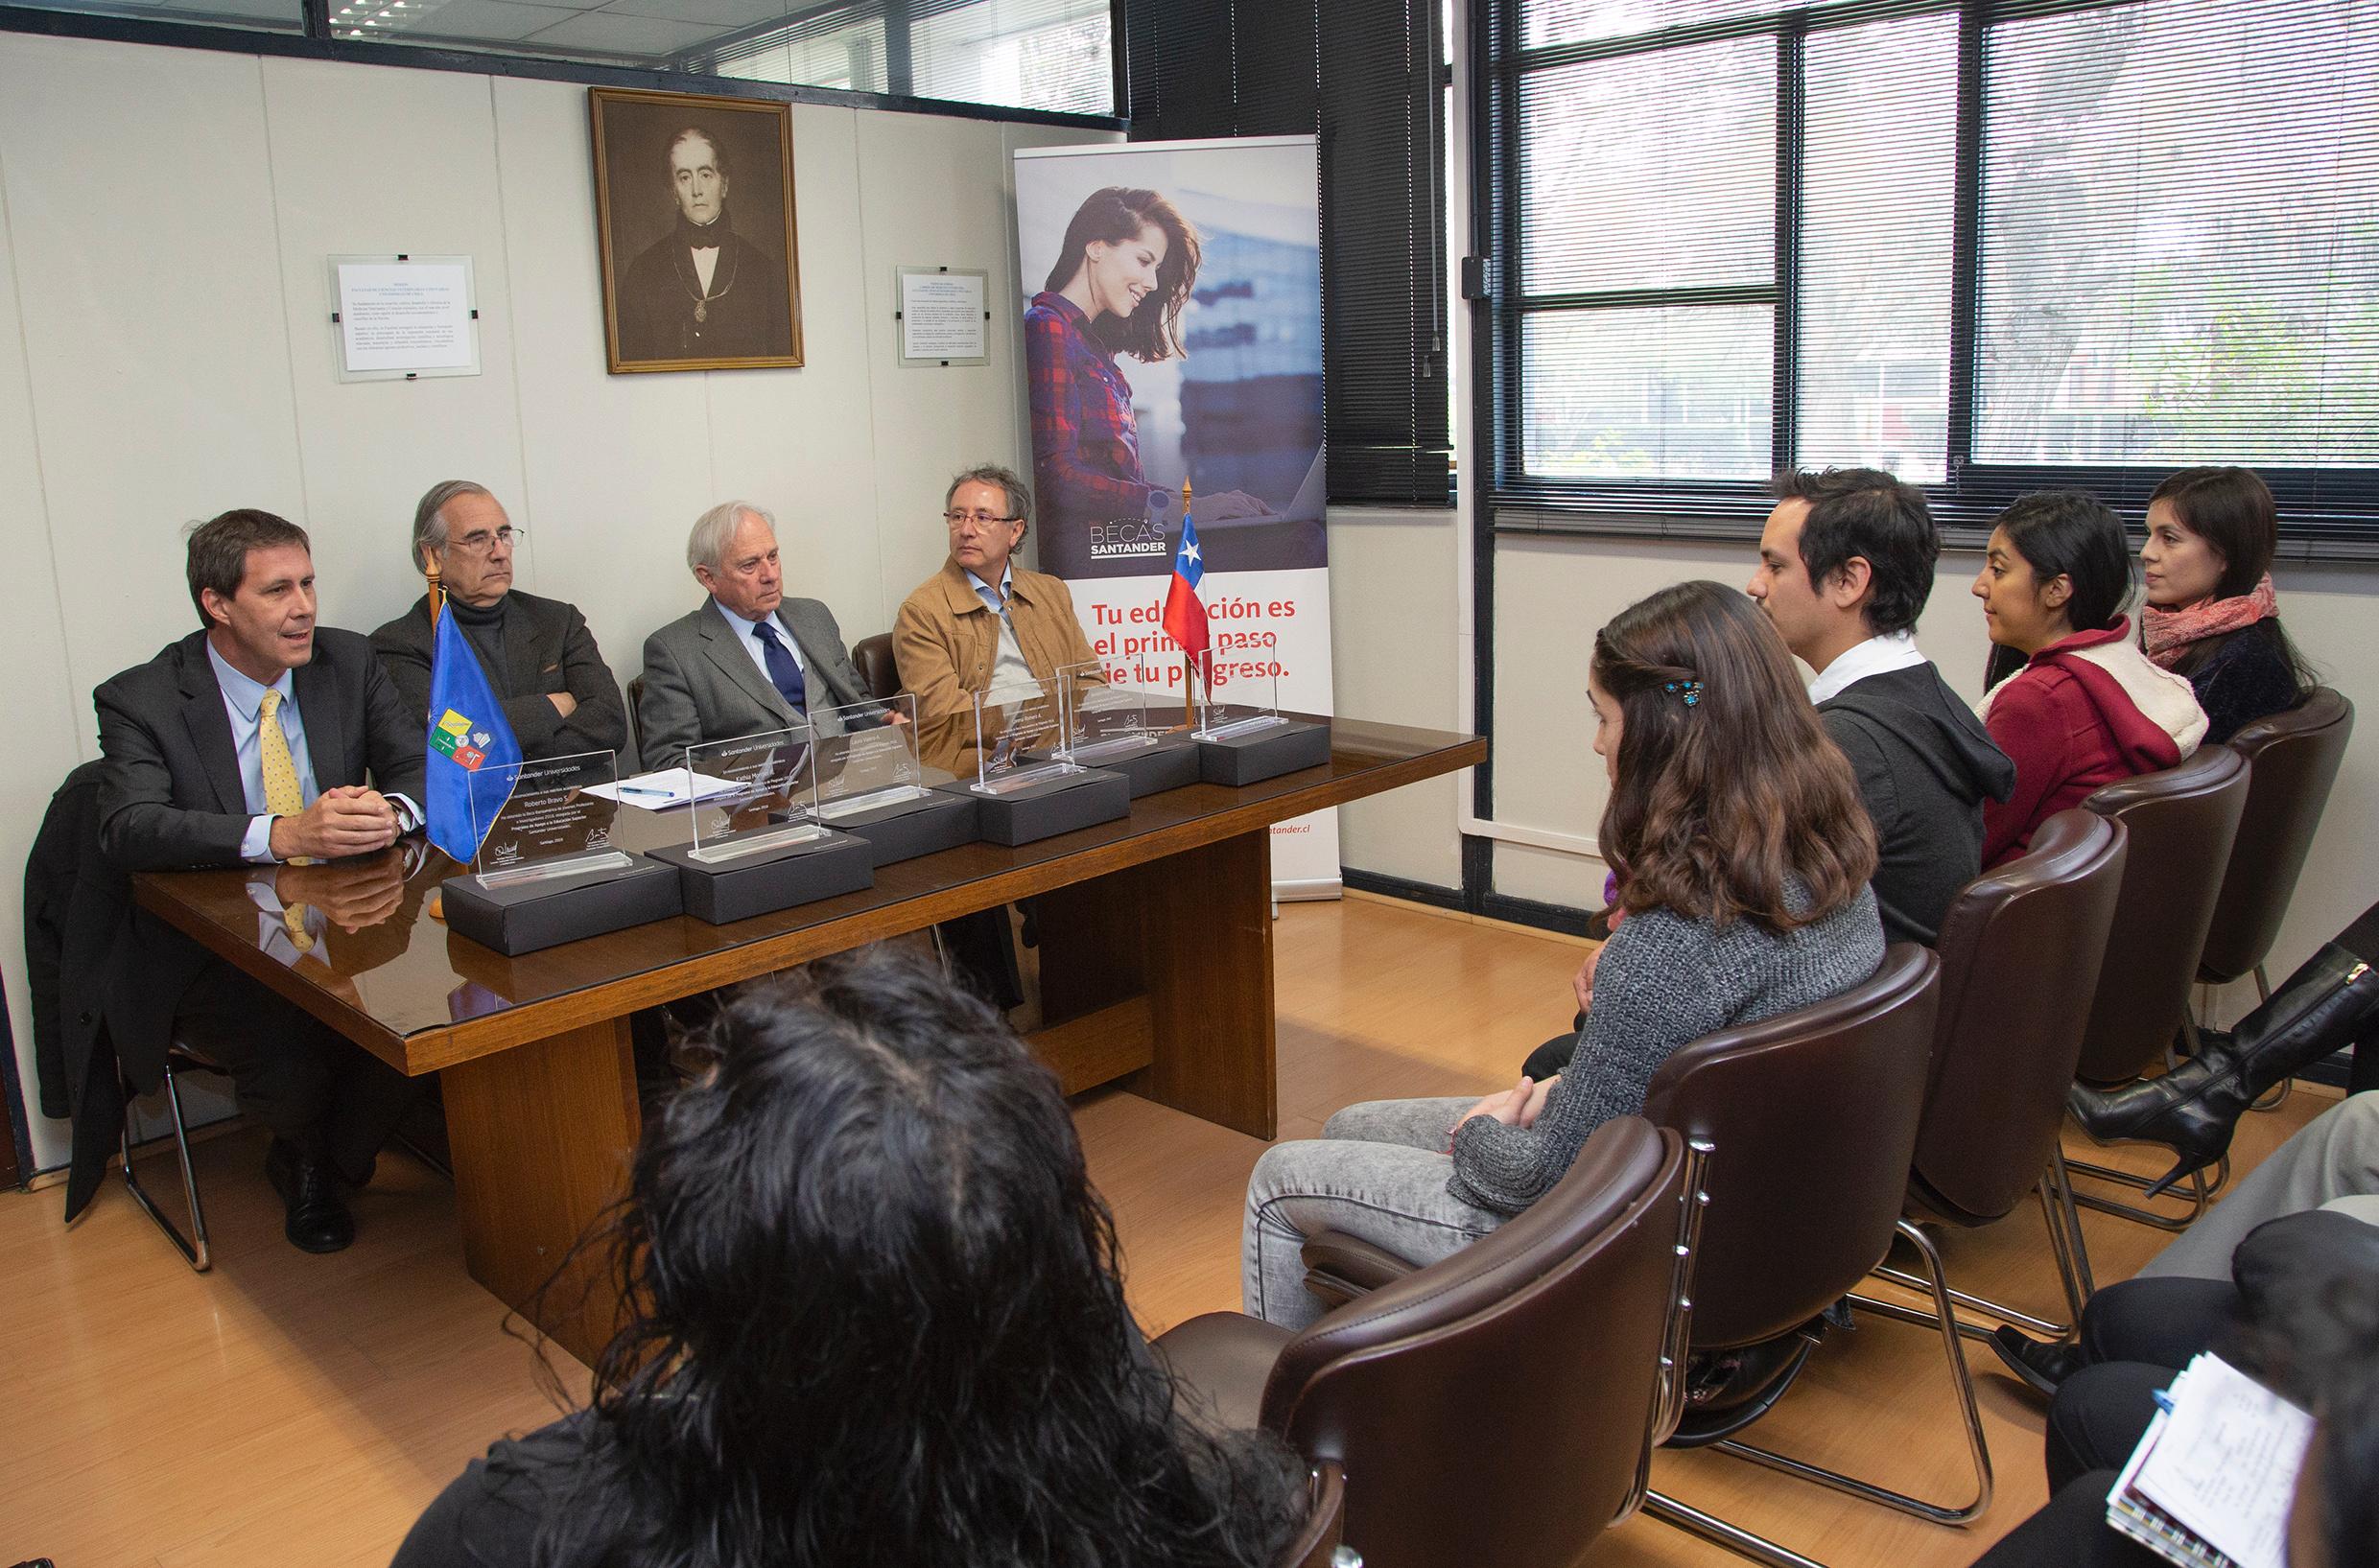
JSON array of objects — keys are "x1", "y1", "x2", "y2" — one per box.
[
  {"x1": 1180, "y1": 480, "x2": 1195, "y2": 729},
  {"x1": 424, "y1": 547, "x2": 448, "y2": 921}
]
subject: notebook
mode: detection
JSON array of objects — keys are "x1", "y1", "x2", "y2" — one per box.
[{"x1": 2105, "y1": 1353, "x2": 2314, "y2": 1568}]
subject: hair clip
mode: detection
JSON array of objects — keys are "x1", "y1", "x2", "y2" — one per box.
[{"x1": 1663, "y1": 679, "x2": 1704, "y2": 708}]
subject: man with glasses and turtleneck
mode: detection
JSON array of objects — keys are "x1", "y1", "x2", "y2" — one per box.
[
  {"x1": 617, "y1": 125, "x2": 793, "y2": 362},
  {"x1": 371, "y1": 480, "x2": 628, "y2": 762}
]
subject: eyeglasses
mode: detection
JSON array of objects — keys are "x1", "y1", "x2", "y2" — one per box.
[
  {"x1": 452, "y1": 526, "x2": 523, "y2": 554},
  {"x1": 945, "y1": 511, "x2": 1021, "y2": 529}
]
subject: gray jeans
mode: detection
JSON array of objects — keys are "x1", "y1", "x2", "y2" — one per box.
[
  {"x1": 1241, "y1": 1096, "x2": 1507, "y2": 1331},
  {"x1": 2139, "y1": 1091, "x2": 2379, "y2": 1280}
]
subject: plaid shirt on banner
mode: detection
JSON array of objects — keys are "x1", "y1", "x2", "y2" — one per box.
[{"x1": 1024, "y1": 291, "x2": 1163, "y2": 526}]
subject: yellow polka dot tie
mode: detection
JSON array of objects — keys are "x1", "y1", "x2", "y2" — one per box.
[{"x1": 258, "y1": 689, "x2": 316, "y2": 948}]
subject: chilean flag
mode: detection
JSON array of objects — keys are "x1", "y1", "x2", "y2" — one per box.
[{"x1": 1162, "y1": 508, "x2": 1210, "y2": 672}]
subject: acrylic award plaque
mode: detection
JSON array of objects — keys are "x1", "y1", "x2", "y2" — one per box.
[
  {"x1": 971, "y1": 673, "x2": 1078, "y2": 797},
  {"x1": 812, "y1": 695, "x2": 948, "y2": 820},
  {"x1": 684, "y1": 727, "x2": 828, "y2": 864},
  {"x1": 1193, "y1": 667, "x2": 1285, "y2": 742},
  {"x1": 644, "y1": 723, "x2": 873, "y2": 923},
  {"x1": 442, "y1": 747, "x2": 682, "y2": 955},
  {"x1": 929, "y1": 673, "x2": 1128, "y2": 846},
  {"x1": 1190, "y1": 667, "x2": 1331, "y2": 786},
  {"x1": 471, "y1": 749, "x2": 633, "y2": 886},
  {"x1": 1051, "y1": 660, "x2": 1202, "y2": 797},
  {"x1": 808, "y1": 695, "x2": 980, "y2": 865},
  {"x1": 1051, "y1": 661, "x2": 1156, "y2": 761}
]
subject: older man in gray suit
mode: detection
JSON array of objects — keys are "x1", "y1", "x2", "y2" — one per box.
[{"x1": 636, "y1": 500, "x2": 892, "y2": 766}]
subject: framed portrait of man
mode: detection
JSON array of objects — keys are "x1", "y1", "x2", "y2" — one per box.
[{"x1": 590, "y1": 87, "x2": 804, "y2": 373}]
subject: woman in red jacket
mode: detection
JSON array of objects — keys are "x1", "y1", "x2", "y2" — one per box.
[{"x1": 1971, "y1": 491, "x2": 2207, "y2": 867}]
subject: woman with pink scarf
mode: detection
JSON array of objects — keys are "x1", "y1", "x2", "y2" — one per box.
[{"x1": 2139, "y1": 466, "x2": 2320, "y2": 744}]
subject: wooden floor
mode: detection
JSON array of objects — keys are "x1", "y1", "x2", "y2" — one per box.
[{"x1": 0, "y1": 895, "x2": 2333, "y2": 1568}]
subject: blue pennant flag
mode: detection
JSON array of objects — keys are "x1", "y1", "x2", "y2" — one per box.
[{"x1": 423, "y1": 607, "x2": 524, "y2": 865}]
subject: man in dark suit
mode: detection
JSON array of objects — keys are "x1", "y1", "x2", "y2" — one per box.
[
  {"x1": 372, "y1": 480, "x2": 627, "y2": 762},
  {"x1": 635, "y1": 500, "x2": 894, "y2": 767},
  {"x1": 92, "y1": 508, "x2": 428, "y2": 1253},
  {"x1": 616, "y1": 126, "x2": 793, "y2": 363}
]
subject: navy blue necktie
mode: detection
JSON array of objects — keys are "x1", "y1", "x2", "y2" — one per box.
[{"x1": 752, "y1": 619, "x2": 808, "y2": 714}]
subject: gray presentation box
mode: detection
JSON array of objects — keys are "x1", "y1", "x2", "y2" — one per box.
[
  {"x1": 932, "y1": 768, "x2": 1130, "y2": 847},
  {"x1": 441, "y1": 852, "x2": 682, "y2": 957},
  {"x1": 1196, "y1": 719, "x2": 1333, "y2": 787},
  {"x1": 646, "y1": 828, "x2": 875, "y2": 924},
  {"x1": 830, "y1": 788, "x2": 981, "y2": 867}
]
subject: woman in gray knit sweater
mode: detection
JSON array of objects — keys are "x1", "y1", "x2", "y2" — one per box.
[{"x1": 1242, "y1": 581, "x2": 1886, "y2": 1328}]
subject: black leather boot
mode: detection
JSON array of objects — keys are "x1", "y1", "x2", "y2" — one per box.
[{"x1": 2068, "y1": 943, "x2": 2379, "y2": 1196}]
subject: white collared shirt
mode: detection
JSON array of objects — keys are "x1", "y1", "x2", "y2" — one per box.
[
  {"x1": 964, "y1": 566, "x2": 1034, "y2": 691},
  {"x1": 207, "y1": 641, "x2": 421, "y2": 862},
  {"x1": 1806, "y1": 629, "x2": 1927, "y2": 705}
]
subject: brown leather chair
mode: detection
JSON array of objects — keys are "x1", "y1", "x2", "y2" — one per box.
[
  {"x1": 852, "y1": 632, "x2": 902, "y2": 704},
  {"x1": 1156, "y1": 1117, "x2": 1697, "y2": 1568},
  {"x1": 2198, "y1": 689, "x2": 2353, "y2": 997},
  {"x1": 1881, "y1": 810, "x2": 2128, "y2": 1341},
  {"x1": 2062, "y1": 745, "x2": 2253, "y2": 1227},
  {"x1": 2073, "y1": 744, "x2": 2251, "y2": 1084},
  {"x1": 1621, "y1": 944, "x2": 1989, "y2": 1563}
]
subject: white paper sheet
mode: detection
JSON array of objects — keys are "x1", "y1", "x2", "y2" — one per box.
[
  {"x1": 585, "y1": 767, "x2": 742, "y2": 809},
  {"x1": 2117, "y1": 1354, "x2": 2314, "y2": 1568}
]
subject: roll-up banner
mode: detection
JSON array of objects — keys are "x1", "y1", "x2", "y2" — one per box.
[{"x1": 1014, "y1": 135, "x2": 1339, "y2": 898}]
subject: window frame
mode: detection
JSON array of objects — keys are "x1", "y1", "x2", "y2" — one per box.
[
  {"x1": 1478, "y1": 0, "x2": 2379, "y2": 554},
  {"x1": 0, "y1": 0, "x2": 1126, "y2": 130}
]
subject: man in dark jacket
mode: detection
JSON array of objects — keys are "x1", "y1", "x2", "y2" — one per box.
[
  {"x1": 1748, "y1": 468, "x2": 2017, "y2": 947},
  {"x1": 90, "y1": 508, "x2": 427, "y2": 1253},
  {"x1": 371, "y1": 480, "x2": 627, "y2": 762}
]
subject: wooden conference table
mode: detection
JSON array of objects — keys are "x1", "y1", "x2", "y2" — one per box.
[{"x1": 132, "y1": 716, "x2": 1483, "y2": 1364}]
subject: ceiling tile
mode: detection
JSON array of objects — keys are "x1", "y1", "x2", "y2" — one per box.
[
  {"x1": 520, "y1": 7, "x2": 729, "y2": 54},
  {"x1": 599, "y1": 0, "x2": 791, "y2": 26},
  {"x1": 334, "y1": 0, "x2": 588, "y2": 42}
]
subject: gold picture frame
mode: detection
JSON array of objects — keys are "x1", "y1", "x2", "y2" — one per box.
[{"x1": 590, "y1": 86, "x2": 804, "y2": 374}]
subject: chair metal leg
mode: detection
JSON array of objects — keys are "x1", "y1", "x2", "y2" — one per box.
[
  {"x1": 1868, "y1": 1154, "x2": 2094, "y2": 1343},
  {"x1": 1642, "y1": 1489, "x2": 1832, "y2": 1568},
  {"x1": 2064, "y1": 1155, "x2": 2212, "y2": 1230},
  {"x1": 1716, "y1": 1221, "x2": 1991, "y2": 1526},
  {"x1": 2048, "y1": 1146, "x2": 2097, "y2": 1304},
  {"x1": 1627, "y1": 1138, "x2": 1716, "y2": 1521},
  {"x1": 1867, "y1": 1264, "x2": 2059, "y2": 1341},
  {"x1": 117, "y1": 1060, "x2": 212, "y2": 1273},
  {"x1": 2253, "y1": 964, "x2": 2273, "y2": 1003}
]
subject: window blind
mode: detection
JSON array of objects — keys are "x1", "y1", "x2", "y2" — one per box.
[
  {"x1": 1123, "y1": 0, "x2": 1454, "y2": 506},
  {"x1": 1486, "y1": 0, "x2": 2379, "y2": 548},
  {"x1": 1974, "y1": 0, "x2": 2379, "y2": 472}
]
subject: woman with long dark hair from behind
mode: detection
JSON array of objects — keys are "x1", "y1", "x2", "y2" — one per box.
[
  {"x1": 1972, "y1": 490, "x2": 2207, "y2": 867},
  {"x1": 392, "y1": 948, "x2": 1306, "y2": 1568},
  {"x1": 2139, "y1": 465, "x2": 2318, "y2": 743},
  {"x1": 1240, "y1": 581, "x2": 1884, "y2": 1330}
]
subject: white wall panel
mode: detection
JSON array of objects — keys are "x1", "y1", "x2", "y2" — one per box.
[
  {"x1": 260, "y1": 58, "x2": 529, "y2": 637},
  {"x1": 703, "y1": 105, "x2": 885, "y2": 636},
  {"x1": 1328, "y1": 506, "x2": 1465, "y2": 890},
  {"x1": 0, "y1": 133, "x2": 88, "y2": 1171},
  {"x1": 0, "y1": 36, "x2": 304, "y2": 714},
  {"x1": 857, "y1": 109, "x2": 1034, "y2": 617}
]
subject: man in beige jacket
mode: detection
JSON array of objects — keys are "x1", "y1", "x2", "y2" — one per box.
[{"x1": 893, "y1": 463, "x2": 1101, "y2": 779}]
